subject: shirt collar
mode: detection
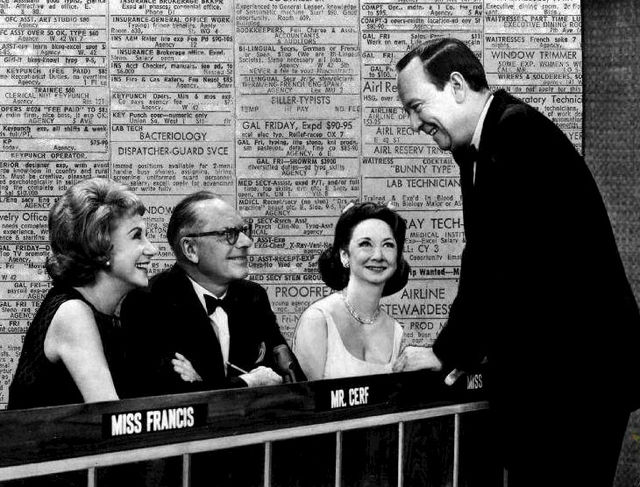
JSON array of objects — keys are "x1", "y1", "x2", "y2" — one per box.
[
  {"x1": 187, "y1": 276, "x2": 227, "y2": 313},
  {"x1": 471, "y1": 94, "x2": 494, "y2": 150}
]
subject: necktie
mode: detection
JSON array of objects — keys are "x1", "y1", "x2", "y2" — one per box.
[
  {"x1": 454, "y1": 145, "x2": 478, "y2": 174},
  {"x1": 456, "y1": 146, "x2": 477, "y2": 195},
  {"x1": 455, "y1": 145, "x2": 478, "y2": 240},
  {"x1": 204, "y1": 294, "x2": 226, "y2": 315}
]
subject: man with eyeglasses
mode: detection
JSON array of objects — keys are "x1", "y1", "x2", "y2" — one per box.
[
  {"x1": 122, "y1": 191, "x2": 303, "y2": 396},
  {"x1": 121, "y1": 191, "x2": 305, "y2": 486}
]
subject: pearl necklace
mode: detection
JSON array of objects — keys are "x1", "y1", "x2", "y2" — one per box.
[{"x1": 341, "y1": 291, "x2": 381, "y2": 325}]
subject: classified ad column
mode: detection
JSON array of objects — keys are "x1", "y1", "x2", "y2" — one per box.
[
  {"x1": 235, "y1": 0, "x2": 361, "y2": 339},
  {"x1": 483, "y1": 1, "x2": 582, "y2": 150},
  {"x1": 360, "y1": 0, "x2": 484, "y2": 347},
  {"x1": 0, "y1": 0, "x2": 109, "y2": 406},
  {"x1": 109, "y1": 0, "x2": 235, "y2": 274}
]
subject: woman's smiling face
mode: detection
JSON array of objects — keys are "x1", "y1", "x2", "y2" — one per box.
[
  {"x1": 106, "y1": 212, "x2": 157, "y2": 292},
  {"x1": 341, "y1": 218, "x2": 398, "y2": 287}
]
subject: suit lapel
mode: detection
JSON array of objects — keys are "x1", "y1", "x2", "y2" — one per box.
[
  {"x1": 224, "y1": 282, "x2": 268, "y2": 370},
  {"x1": 460, "y1": 159, "x2": 476, "y2": 241},
  {"x1": 167, "y1": 266, "x2": 226, "y2": 379},
  {"x1": 465, "y1": 90, "x2": 518, "y2": 241},
  {"x1": 170, "y1": 266, "x2": 213, "y2": 332},
  {"x1": 478, "y1": 89, "x2": 521, "y2": 159},
  {"x1": 454, "y1": 145, "x2": 478, "y2": 242}
]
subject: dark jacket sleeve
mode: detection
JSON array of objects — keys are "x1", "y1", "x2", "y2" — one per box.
[
  {"x1": 124, "y1": 290, "x2": 251, "y2": 396},
  {"x1": 234, "y1": 281, "x2": 306, "y2": 382},
  {"x1": 434, "y1": 99, "x2": 572, "y2": 371}
]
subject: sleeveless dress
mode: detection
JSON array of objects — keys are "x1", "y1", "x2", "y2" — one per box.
[
  {"x1": 310, "y1": 301, "x2": 403, "y2": 379},
  {"x1": 8, "y1": 285, "x2": 127, "y2": 410}
]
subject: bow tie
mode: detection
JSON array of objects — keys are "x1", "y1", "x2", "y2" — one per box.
[{"x1": 204, "y1": 294, "x2": 227, "y2": 315}]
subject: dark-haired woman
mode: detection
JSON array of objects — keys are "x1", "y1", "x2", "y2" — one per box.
[
  {"x1": 293, "y1": 202, "x2": 410, "y2": 380},
  {"x1": 288, "y1": 203, "x2": 413, "y2": 487},
  {"x1": 8, "y1": 178, "x2": 157, "y2": 409}
]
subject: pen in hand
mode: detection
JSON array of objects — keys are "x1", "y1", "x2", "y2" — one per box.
[{"x1": 226, "y1": 361, "x2": 249, "y2": 375}]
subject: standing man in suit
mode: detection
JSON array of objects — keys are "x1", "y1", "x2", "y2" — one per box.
[
  {"x1": 392, "y1": 38, "x2": 640, "y2": 487},
  {"x1": 123, "y1": 191, "x2": 303, "y2": 396}
]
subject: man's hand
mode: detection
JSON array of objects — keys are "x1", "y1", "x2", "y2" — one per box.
[
  {"x1": 240, "y1": 366, "x2": 283, "y2": 387},
  {"x1": 392, "y1": 347, "x2": 465, "y2": 386},
  {"x1": 172, "y1": 353, "x2": 203, "y2": 383},
  {"x1": 392, "y1": 346, "x2": 443, "y2": 372},
  {"x1": 444, "y1": 368, "x2": 464, "y2": 386}
]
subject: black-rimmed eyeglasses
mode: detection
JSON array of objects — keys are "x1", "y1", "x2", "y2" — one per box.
[{"x1": 184, "y1": 223, "x2": 253, "y2": 246}]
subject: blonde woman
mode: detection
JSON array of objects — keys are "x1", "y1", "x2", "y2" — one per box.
[{"x1": 9, "y1": 178, "x2": 157, "y2": 409}]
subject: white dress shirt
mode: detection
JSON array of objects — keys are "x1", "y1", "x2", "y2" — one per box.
[
  {"x1": 188, "y1": 277, "x2": 230, "y2": 375},
  {"x1": 470, "y1": 94, "x2": 494, "y2": 184}
]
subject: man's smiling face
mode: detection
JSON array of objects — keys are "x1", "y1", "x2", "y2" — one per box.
[
  {"x1": 397, "y1": 56, "x2": 467, "y2": 153},
  {"x1": 188, "y1": 199, "x2": 252, "y2": 287}
]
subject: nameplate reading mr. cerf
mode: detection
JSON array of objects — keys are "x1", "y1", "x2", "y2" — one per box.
[{"x1": 329, "y1": 386, "x2": 371, "y2": 409}]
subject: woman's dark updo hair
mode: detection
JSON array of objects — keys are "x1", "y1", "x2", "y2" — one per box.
[
  {"x1": 318, "y1": 202, "x2": 410, "y2": 297},
  {"x1": 45, "y1": 178, "x2": 145, "y2": 287}
]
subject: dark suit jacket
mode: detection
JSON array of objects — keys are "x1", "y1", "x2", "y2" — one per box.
[
  {"x1": 433, "y1": 90, "x2": 640, "y2": 415},
  {"x1": 121, "y1": 265, "x2": 290, "y2": 396}
]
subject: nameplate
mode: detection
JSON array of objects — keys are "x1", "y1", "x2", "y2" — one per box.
[
  {"x1": 314, "y1": 376, "x2": 391, "y2": 412},
  {"x1": 313, "y1": 369, "x2": 486, "y2": 412},
  {"x1": 102, "y1": 404, "x2": 208, "y2": 438},
  {"x1": 326, "y1": 385, "x2": 372, "y2": 409},
  {"x1": 465, "y1": 372, "x2": 484, "y2": 391}
]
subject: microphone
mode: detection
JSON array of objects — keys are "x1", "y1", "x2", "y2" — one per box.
[{"x1": 272, "y1": 344, "x2": 307, "y2": 383}]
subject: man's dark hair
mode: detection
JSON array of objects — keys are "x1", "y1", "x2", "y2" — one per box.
[
  {"x1": 167, "y1": 191, "x2": 222, "y2": 261},
  {"x1": 397, "y1": 37, "x2": 489, "y2": 92}
]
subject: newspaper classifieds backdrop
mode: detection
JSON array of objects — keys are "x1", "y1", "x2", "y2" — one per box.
[{"x1": 0, "y1": 0, "x2": 581, "y2": 405}]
